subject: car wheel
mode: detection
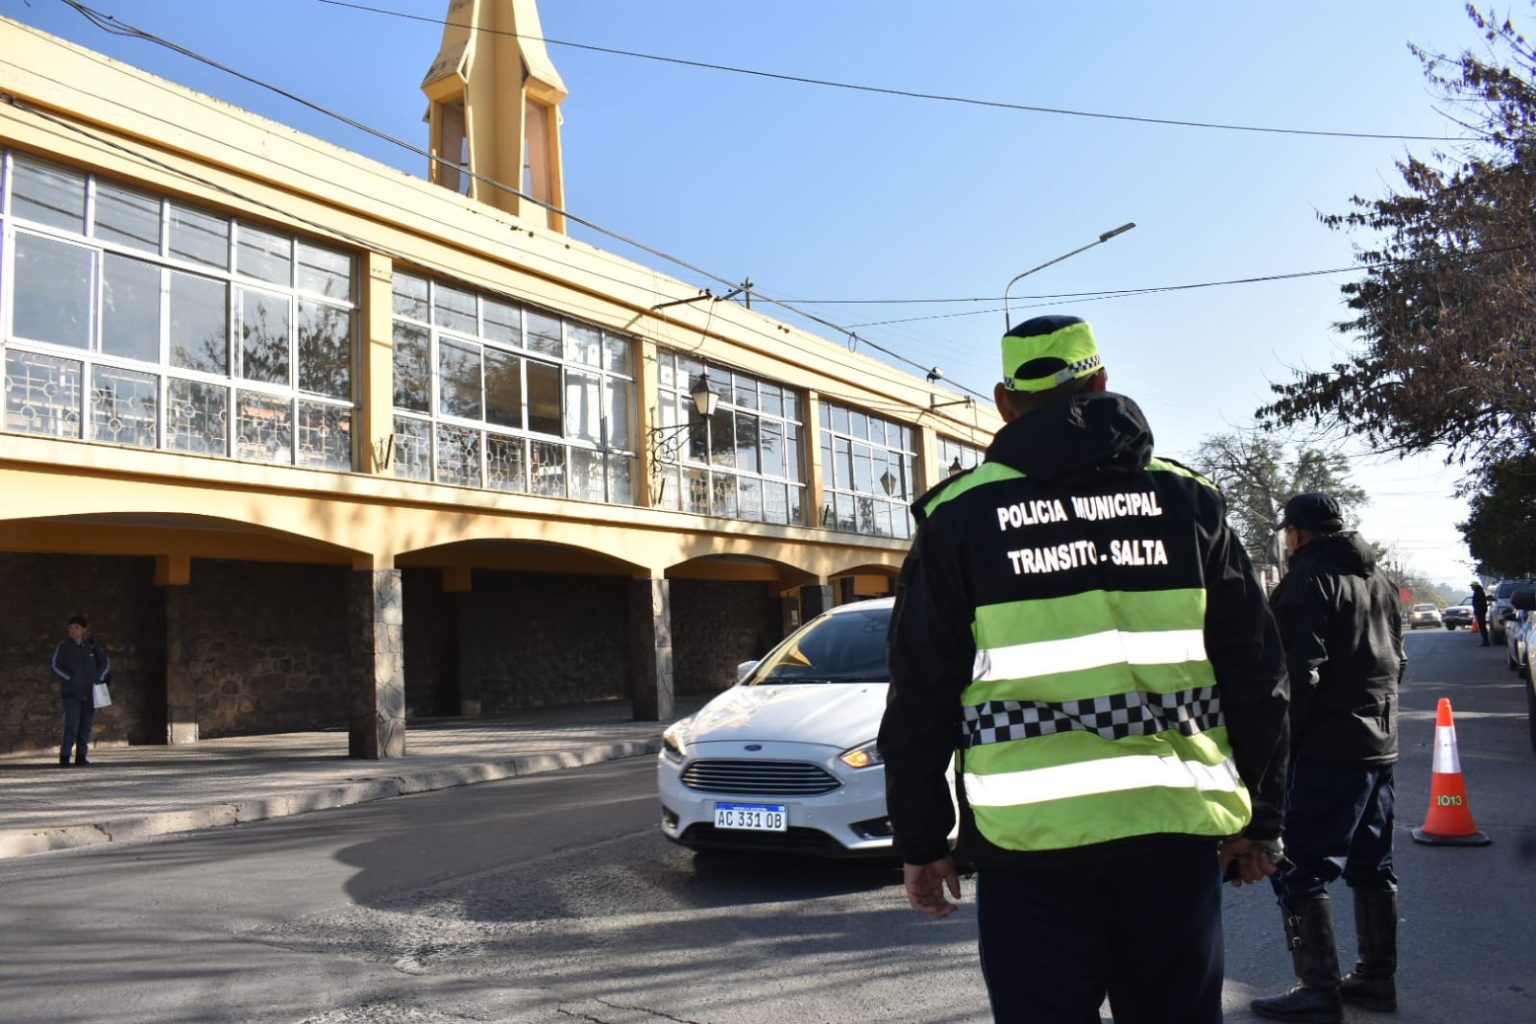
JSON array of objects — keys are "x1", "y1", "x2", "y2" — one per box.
[
  {"x1": 1445, "y1": 624, "x2": 1455, "y2": 631},
  {"x1": 1527, "y1": 678, "x2": 1536, "y2": 754}
]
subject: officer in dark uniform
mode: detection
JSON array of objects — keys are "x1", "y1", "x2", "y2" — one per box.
[
  {"x1": 880, "y1": 315, "x2": 1291, "y2": 1024},
  {"x1": 1252, "y1": 492, "x2": 1407, "y2": 1023},
  {"x1": 1470, "y1": 581, "x2": 1489, "y2": 645}
]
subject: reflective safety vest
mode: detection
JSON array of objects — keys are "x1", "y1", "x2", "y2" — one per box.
[{"x1": 929, "y1": 460, "x2": 1254, "y2": 852}]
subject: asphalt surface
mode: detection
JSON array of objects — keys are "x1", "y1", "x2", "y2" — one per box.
[{"x1": 0, "y1": 699, "x2": 705, "y2": 859}]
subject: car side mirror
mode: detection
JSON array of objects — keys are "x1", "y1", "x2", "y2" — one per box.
[
  {"x1": 1513, "y1": 591, "x2": 1536, "y2": 612},
  {"x1": 736, "y1": 659, "x2": 760, "y2": 683}
]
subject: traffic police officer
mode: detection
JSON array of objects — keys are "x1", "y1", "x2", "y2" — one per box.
[{"x1": 879, "y1": 315, "x2": 1291, "y2": 1024}]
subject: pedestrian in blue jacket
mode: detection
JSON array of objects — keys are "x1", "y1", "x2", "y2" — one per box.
[{"x1": 51, "y1": 614, "x2": 110, "y2": 766}]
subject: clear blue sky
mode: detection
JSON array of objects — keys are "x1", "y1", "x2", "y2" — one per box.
[{"x1": 4, "y1": 0, "x2": 1494, "y2": 587}]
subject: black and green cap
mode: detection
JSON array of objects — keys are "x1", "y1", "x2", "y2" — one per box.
[{"x1": 1001, "y1": 315, "x2": 1103, "y2": 393}]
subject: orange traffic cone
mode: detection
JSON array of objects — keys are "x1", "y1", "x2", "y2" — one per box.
[
  {"x1": 1411, "y1": 697, "x2": 1491, "y2": 846},
  {"x1": 1470, "y1": 618, "x2": 1480, "y2": 633}
]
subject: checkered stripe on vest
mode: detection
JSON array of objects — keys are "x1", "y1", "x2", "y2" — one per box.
[{"x1": 962, "y1": 686, "x2": 1222, "y2": 747}]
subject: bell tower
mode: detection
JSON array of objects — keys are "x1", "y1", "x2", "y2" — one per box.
[{"x1": 422, "y1": 0, "x2": 568, "y2": 232}]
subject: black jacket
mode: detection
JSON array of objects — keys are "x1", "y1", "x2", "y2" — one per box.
[
  {"x1": 879, "y1": 391, "x2": 1291, "y2": 867},
  {"x1": 1270, "y1": 531, "x2": 1405, "y2": 764},
  {"x1": 52, "y1": 637, "x2": 110, "y2": 701}
]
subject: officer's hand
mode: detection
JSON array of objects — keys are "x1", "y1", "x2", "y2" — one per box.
[
  {"x1": 903, "y1": 856, "x2": 961, "y2": 917},
  {"x1": 1220, "y1": 838, "x2": 1284, "y2": 887}
]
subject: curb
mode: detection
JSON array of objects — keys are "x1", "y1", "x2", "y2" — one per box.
[{"x1": 0, "y1": 737, "x2": 660, "y2": 860}]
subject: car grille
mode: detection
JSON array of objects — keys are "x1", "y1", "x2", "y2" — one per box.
[{"x1": 681, "y1": 758, "x2": 841, "y2": 796}]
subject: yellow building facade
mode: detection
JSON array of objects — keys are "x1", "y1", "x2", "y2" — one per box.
[{"x1": 0, "y1": 5, "x2": 998, "y2": 757}]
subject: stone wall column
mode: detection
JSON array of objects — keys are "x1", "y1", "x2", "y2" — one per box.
[
  {"x1": 348, "y1": 568, "x2": 405, "y2": 758},
  {"x1": 799, "y1": 583, "x2": 834, "y2": 622},
  {"x1": 163, "y1": 584, "x2": 198, "y2": 745},
  {"x1": 628, "y1": 578, "x2": 674, "y2": 722}
]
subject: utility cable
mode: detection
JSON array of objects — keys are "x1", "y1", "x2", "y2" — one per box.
[{"x1": 317, "y1": 0, "x2": 1468, "y2": 143}]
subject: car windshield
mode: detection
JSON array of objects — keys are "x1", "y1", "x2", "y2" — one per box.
[
  {"x1": 1497, "y1": 581, "x2": 1520, "y2": 598},
  {"x1": 1412, "y1": 604, "x2": 1436, "y2": 612},
  {"x1": 745, "y1": 604, "x2": 891, "y2": 685}
]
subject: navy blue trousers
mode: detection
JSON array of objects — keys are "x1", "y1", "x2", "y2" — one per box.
[
  {"x1": 977, "y1": 839, "x2": 1223, "y2": 1024},
  {"x1": 1271, "y1": 754, "x2": 1397, "y2": 907},
  {"x1": 60, "y1": 696, "x2": 95, "y2": 763}
]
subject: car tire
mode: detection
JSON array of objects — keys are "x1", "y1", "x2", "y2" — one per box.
[
  {"x1": 1527, "y1": 678, "x2": 1536, "y2": 754},
  {"x1": 1445, "y1": 624, "x2": 1455, "y2": 631}
]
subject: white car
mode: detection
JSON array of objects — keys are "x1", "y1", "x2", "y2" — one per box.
[
  {"x1": 658, "y1": 597, "x2": 947, "y2": 857},
  {"x1": 1408, "y1": 603, "x2": 1442, "y2": 629}
]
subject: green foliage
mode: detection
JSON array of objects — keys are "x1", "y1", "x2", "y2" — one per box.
[
  {"x1": 1258, "y1": 5, "x2": 1536, "y2": 464},
  {"x1": 1191, "y1": 431, "x2": 1368, "y2": 563},
  {"x1": 1459, "y1": 454, "x2": 1536, "y2": 576}
]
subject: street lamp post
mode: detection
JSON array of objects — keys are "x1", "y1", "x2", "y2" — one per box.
[{"x1": 1001, "y1": 222, "x2": 1136, "y2": 330}]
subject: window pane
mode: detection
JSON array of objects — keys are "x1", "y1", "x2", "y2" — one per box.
[
  {"x1": 239, "y1": 288, "x2": 291, "y2": 385},
  {"x1": 760, "y1": 419, "x2": 785, "y2": 478},
  {"x1": 603, "y1": 332, "x2": 631, "y2": 374},
  {"x1": 391, "y1": 415, "x2": 432, "y2": 481},
  {"x1": 735, "y1": 412, "x2": 760, "y2": 473},
  {"x1": 657, "y1": 350, "x2": 676, "y2": 389},
  {"x1": 296, "y1": 400, "x2": 351, "y2": 470},
  {"x1": 434, "y1": 284, "x2": 476, "y2": 334},
  {"x1": 607, "y1": 454, "x2": 634, "y2": 505},
  {"x1": 391, "y1": 323, "x2": 430, "y2": 411},
  {"x1": 526, "y1": 311, "x2": 561, "y2": 357},
  {"x1": 820, "y1": 434, "x2": 834, "y2": 487},
  {"x1": 707, "y1": 407, "x2": 734, "y2": 468},
  {"x1": 850, "y1": 410, "x2": 868, "y2": 440},
  {"x1": 296, "y1": 299, "x2": 351, "y2": 399},
  {"x1": 435, "y1": 423, "x2": 481, "y2": 486},
  {"x1": 604, "y1": 377, "x2": 631, "y2": 451},
  {"x1": 569, "y1": 447, "x2": 605, "y2": 502},
  {"x1": 236, "y1": 224, "x2": 292, "y2": 285},
  {"x1": 789, "y1": 485, "x2": 805, "y2": 526},
  {"x1": 733, "y1": 374, "x2": 758, "y2": 410},
  {"x1": 565, "y1": 323, "x2": 601, "y2": 366},
  {"x1": 14, "y1": 234, "x2": 93, "y2": 348},
  {"x1": 832, "y1": 405, "x2": 848, "y2": 434},
  {"x1": 169, "y1": 204, "x2": 229, "y2": 268},
  {"x1": 784, "y1": 390, "x2": 800, "y2": 422},
  {"x1": 685, "y1": 467, "x2": 709, "y2": 515},
  {"x1": 785, "y1": 423, "x2": 802, "y2": 483},
  {"x1": 738, "y1": 476, "x2": 763, "y2": 522},
  {"x1": 11, "y1": 157, "x2": 85, "y2": 231},
  {"x1": 564, "y1": 369, "x2": 601, "y2": 444},
  {"x1": 90, "y1": 365, "x2": 158, "y2": 448},
  {"x1": 4, "y1": 349, "x2": 82, "y2": 438},
  {"x1": 167, "y1": 378, "x2": 228, "y2": 455},
  {"x1": 392, "y1": 272, "x2": 429, "y2": 321},
  {"x1": 234, "y1": 390, "x2": 292, "y2": 463},
  {"x1": 486, "y1": 433, "x2": 527, "y2": 492},
  {"x1": 764, "y1": 482, "x2": 789, "y2": 525},
  {"x1": 295, "y1": 241, "x2": 352, "y2": 301},
  {"x1": 854, "y1": 443, "x2": 873, "y2": 493},
  {"x1": 101, "y1": 254, "x2": 162, "y2": 363},
  {"x1": 835, "y1": 437, "x2": 852, "y2": 490},
  {"x1": 711, "y1": 473, "x2": 738, "y2": 518},
  {"x1": 526, "y1": 359, "x2": 561, "y2": 435},
  {"x1": 868, "y1": 417, "x2": 887, "y2": 447},
  {"x1": 484, "y1": 298, "x2": 519, "y2": 345},
  {"x1": 437, "y1": 338, "x2": 482, "y2": 419},
  {"x1": 95, "y1": 182, "x2": 161, "y2": 253},
  {"x1": 761, "y1": 382, "x2": 783, "y2": 417},
  {"x1": 484, "y1": 348, "x2": 523, "y2": 428},
  {"x1": 530, "y1": 439, "x2": 565, "y2": 496}
]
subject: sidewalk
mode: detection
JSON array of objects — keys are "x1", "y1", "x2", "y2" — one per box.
[{"x1": 0, "y1": 699, "x2": 699, "y2": 860}]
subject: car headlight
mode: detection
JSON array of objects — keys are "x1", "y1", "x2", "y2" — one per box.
[
  {"x1": 839, "y1": 739, "x2": 884, "y2": 769},
  {"x1": 662, "y1": 719, "x2": 692, "y2": 761}
]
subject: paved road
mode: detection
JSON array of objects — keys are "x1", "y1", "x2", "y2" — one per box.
[{"x1": 0, "y1": 628, "x2": 1531, "y2": 1023}]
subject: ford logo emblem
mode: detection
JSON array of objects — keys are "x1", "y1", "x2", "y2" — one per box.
[{"x1": 745, "y1": 743, "x2": 763, "y2": 751}]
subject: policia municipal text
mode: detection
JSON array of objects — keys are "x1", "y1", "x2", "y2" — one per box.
[{"x1": 879, "y1": 316, "x2": 1292, "y2": 1023}]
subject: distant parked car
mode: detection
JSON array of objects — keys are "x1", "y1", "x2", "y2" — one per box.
[
  {"x1": 1442, "y1": 604, "x2": 1474, "y2": 630},
  {"x1": 1408, "y1": 603, "x2": 1442, "y2": 630},
  {"x1": 1510, "y1": 589, "x2": 1536, "y2": 752},
  {"x1": 1490, "y1": 579, "x2": 1536, "y2": 645}
]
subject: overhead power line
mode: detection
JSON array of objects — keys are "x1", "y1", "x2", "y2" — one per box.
[
  {"x1": 53, "y1": 0, "x2": 993, "y2": 404},
  {"x1": 318, "y1": 0, "x2": 1468, "y2": 143}
]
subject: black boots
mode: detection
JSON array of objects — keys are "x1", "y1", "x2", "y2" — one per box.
[
  {"x1": 1251, "y1": 894, "x2": 1344, "y2": 1023},
  {"x1": 1340, "y1": 889, "x2": 1398, "y2": 1011}
]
